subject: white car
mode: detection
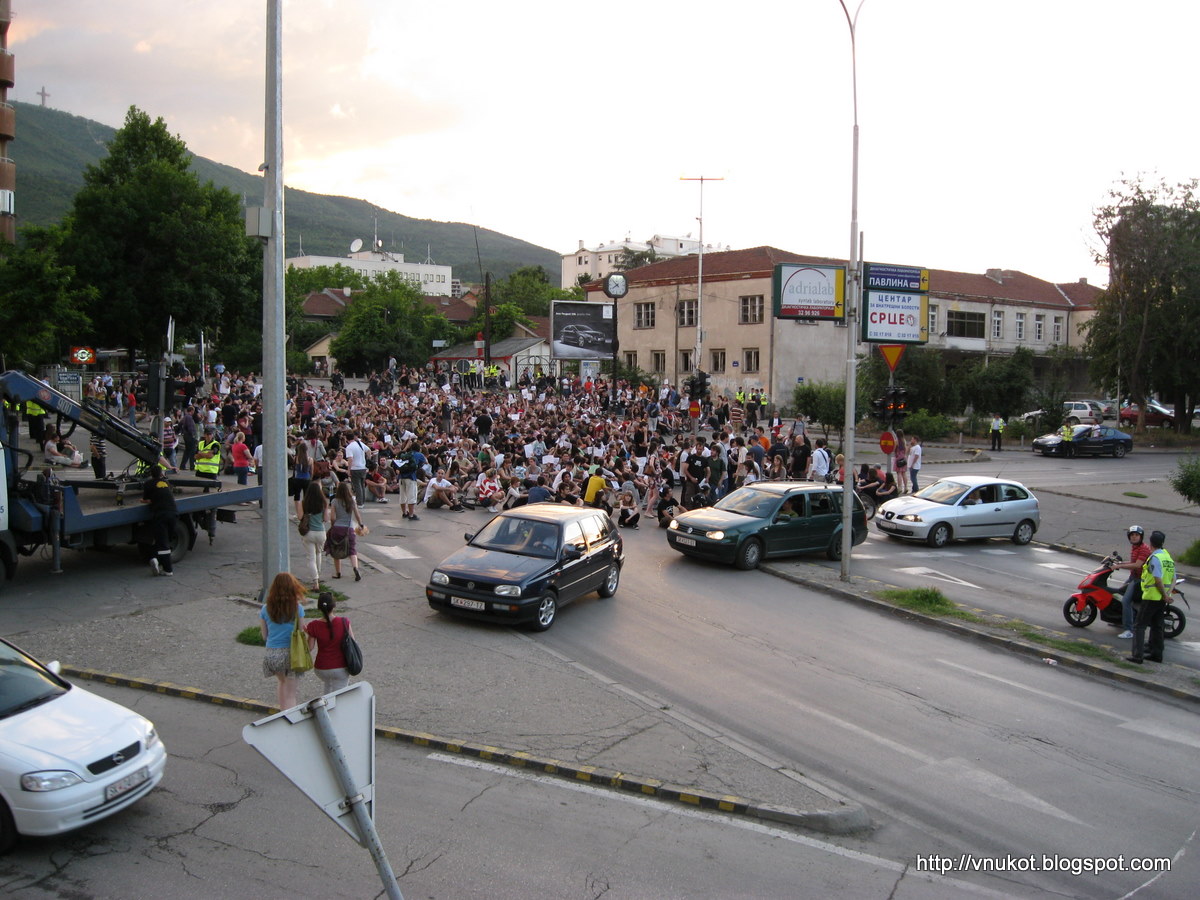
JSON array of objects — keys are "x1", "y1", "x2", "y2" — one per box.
[
  {"x1": 875, "y1": 475, "x2": 1040, "y2": 548},
  {"x1": 1022, "y1": 401, "x2": 1101, "y2": 426},
  {"x1": 0, "y1": 638, "x2": 167, "y2": 852}
]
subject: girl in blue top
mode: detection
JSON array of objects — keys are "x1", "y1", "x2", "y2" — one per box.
[{"x1": 259, "y1": 572, "x2": 307, "y2": 710}]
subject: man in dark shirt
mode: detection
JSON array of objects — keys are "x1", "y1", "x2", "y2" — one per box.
[
  {"x1": 141, "y1": 465, "x2": 178, "y2": 576},
  {"x1": 475, "y1": 412, "x2": 493, "y2": 446},
  {"x1": 179, "y1": 406, "x2": 199, "y2": 470},
  {"x1": 526, "y1": 475, "x2": 553, "y2": 504}
]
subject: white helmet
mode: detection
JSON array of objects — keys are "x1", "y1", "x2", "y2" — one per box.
[{"x1": 1127, "y1": 525, "x2": 1145, "y2": 537}]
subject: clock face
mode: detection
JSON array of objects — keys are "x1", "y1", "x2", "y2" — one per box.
[{"x1": 605, "y1": 273, "x2": 628, "y2": 298}]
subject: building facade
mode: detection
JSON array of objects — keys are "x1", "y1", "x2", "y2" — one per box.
[
  {"x1": 584, "y1": 246, "x2": 1102, "y2": 407},
  {"x1": 560, "y1": 234, "x2": 730, "y2": 289},
  {"x1": 0, "y1": 0, "x2": 15, "y2": 243},
  {"x1": 287, "y1": 247, "x2": 453, "y2": 296}
]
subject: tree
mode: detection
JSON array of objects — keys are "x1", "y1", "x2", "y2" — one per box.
[
  {"x1": 60, "y1": 107, "x2": 259, "y2": 358},
  {"x1": 958, "y1": 347, "x2": 1036, "y2": 419},
  {"x1": 1083, "y1": 177, "x2": 1200, "y2": 432},
  {"x1": 791, "y1": 381, "x2": 863, "y2": 447},
  {"x1": 464, "y1": 301, "x2": 531, "y2": 345},
  {"x1": 329, "y1": 273, "x2": 456, "y2": 374},
  {"x1": 614, "y1": 247, "x2": 658, "y2": 271},
  {"x1": 857, "y1": 346, "x2": 958, "y2": 416},
  {"x1": 0, "y1": 226, "x2": 95, "y2": 369},
  {"x1": 491, "y1": 265, "x2": 575, "y2": 317}
]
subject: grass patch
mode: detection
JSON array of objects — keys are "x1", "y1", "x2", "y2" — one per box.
[
  {"x1": 1178, "y1": 539, "x2": 1200, "y2": 567},
  {"x1": 1122, "y1": 491, "x2": 1148, "y2": 499},
  {"x1": 876, "y1": 587, "x2": 984, "y2": 622},
  {"x1": 235, "y1": 604, "x2": 329, "y2": 647},
  {"x1": 1001, "y1": 624, "x2": 1116, "y2": 659}
]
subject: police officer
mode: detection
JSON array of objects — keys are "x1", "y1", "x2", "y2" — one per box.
[
  {"x1": 1128, "y1": 530, "x2": 1175, "y2": 664},
  {"x1": 1060, "y1": 419, "x2": 1075, "y2": 458},
  {"x1": 195, "y1": 425, "x2": 222, "y2": 489}
]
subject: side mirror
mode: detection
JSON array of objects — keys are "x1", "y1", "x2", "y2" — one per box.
[
  {"x1": 464, "y1": 532, "x2": 475, "y2": 543},
  {"x1": 561, "y1": 544, "x2": 583, "y2": 560}
]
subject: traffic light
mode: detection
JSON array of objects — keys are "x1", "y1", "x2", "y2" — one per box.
[
  {"x1": 685, "y1": 375, "x2": 698, "y2": 399},
  {"x1": 872, "y1": 395, "x2": 888, "y2": 420},
  {"x1": 890, "y1": 386, "x2": 909, "y2": 427},
  {"x1": 696, "y1": 370, "x2": 711, "y2": 399}
]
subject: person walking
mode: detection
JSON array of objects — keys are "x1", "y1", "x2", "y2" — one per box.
[
  {"x1": 326, "y1": 481, "x2": 365, "y2": 582},
  {"x1": 259, "y1": 572, "x2": 307, "y2": 711},
  {"x1": 179, "y1": 406, "x2": 198, "y2": 470},
  {"x1": 299, "y1": 482, "x2": 328, "y2": 591},
  {"x1": 906, "y1": 435, "x2": 923, "y2": 493},
  {"x1": 306, "y1": 591, "x2": 355, "y2": 695},
  {"x1": 291, "y1": 440, "x2": 313, "y2": 521},
  {"x1": 893, "y1": 430, "x2": 909, "y2": 493},
  {"x1": 344, "y1": 430, "x2": 370, "y2": 507},
  {"x1": 1128, "y1": 530, "x2": 1174, "y2": 664},
  {"x1": 989, "y1": 414, "x2": 1005, "y2": 451},
  {"x1": 140, "y1": 464, "x2": 177, "y2": 577}
]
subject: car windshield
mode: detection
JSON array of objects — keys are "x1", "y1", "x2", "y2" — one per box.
[
  {"x1": 912, "y1": 481, "x2": 972, "y2": 505},
  {"x1": 470, "y1": 516, "x2": 559, "y2": 558},
  {"x1": 0, "y1": 641, "x2": 69, "y2": 719},
  {"x1": 715, "y1": 487, "x2": 783, "y2": 518}
]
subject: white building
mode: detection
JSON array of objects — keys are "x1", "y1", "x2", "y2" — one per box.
[
  {"x1": 287, "y1": 247, "x2": 453, "y2": 296},
  {"x1": 560, "y1": 234, "x2": 730, "y2": 289}
]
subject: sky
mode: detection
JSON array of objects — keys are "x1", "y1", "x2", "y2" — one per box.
[{"x1": 12, "y1": 1, "x2": 1200, "y2": 288}]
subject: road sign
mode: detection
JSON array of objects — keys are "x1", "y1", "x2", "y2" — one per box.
[
  {"x1": 879, "y1": 344, "x2": 905, "y2": 372},
  {"x1": 879, "y1": 431, "x2": 896, "y2": 454},
  {"x1": 242, "y1": 682, "x2": 376, "y2": 845}
]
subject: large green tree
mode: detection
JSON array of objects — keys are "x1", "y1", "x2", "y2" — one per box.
[
  {"x1": 60, "y1": 107, "x2": 259, "y2": 358},
  {"x1": 857, "y1": 345, "x2": 958, "y2": 416},
  {"x1": 329, "y1": 272, "x2": 457, "y2": 374},
  {"x1": 1083, "y1": 177, "x2": 1200, "y2": 431},
  {"x1": 0, "y1": 226, "x2": 95, "y2": 369},
  {"x1": 491, "y1": 265, "x2": 575, "y2": 317},
  {"x1": 958, "y1": 347, "x2": 1036, "y2": 419}
]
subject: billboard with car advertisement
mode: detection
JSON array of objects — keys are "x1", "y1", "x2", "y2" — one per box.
[{"x1": 551, "y1": 300, "x2": 615, "y2": 360}]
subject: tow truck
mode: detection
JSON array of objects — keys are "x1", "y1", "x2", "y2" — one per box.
[{"x1": 0, "y1": 370, "x2": 261, "y2": 587}]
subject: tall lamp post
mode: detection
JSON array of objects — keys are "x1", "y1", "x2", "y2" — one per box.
[
  {"x1": 680, "y1": 176, "x2": 723, "y2": 379},
  {"x1": 837, "y1": 0, "x2": 866, "y2": 580}
]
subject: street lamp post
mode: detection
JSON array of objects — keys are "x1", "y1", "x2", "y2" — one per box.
[
  {"x1": 680, "y1": 176, "x2": 723, "y2": 379},
  {"x1": 838, "y1": 0, "x2": 866, "y2": 580}
]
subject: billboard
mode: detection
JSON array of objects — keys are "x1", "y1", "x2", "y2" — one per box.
[
  {"x1": 772, "y1": 264, "x2": 845, "y2": 320},
  {"x1": 861, "y1": 291, "x2": 929, "y2": 343},
  {"x1": 550, "y1": 300, "x2": 615, "y2": 360}
]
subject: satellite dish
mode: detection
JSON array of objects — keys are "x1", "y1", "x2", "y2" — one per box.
[
  {"x1": 376, "y1": 239, "x2": 383, "y2": 248},
  {"x1": 350, "y1": 238, "x2": 363, "y2": 253}
]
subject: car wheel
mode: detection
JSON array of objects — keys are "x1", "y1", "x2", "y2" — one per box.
[
  {"x1": 860, "y1": 495, "x2": 877, "y2": 521},
  {"x1": 1164, "y1": 606, "x2": 1185, "y2": 639},
  {"x1": 529, "y1": 592, "x2": 557, "y2": 631},
  {"x1": 1113, "y1": 443, "x2": 1127, "y2": 458},
  {"x1": 827, "y1": 534, "x2": 844, "y2": 561},
  {"x1": 1062, "y1": 597, "x2": 1097, "y2": 628},
  {"x1": 598, "y1": 563, "x2": 620, "y2": 598},
  {"x1": 734, "y1": 538, "x2": 763, "y2": 570},
  {"x1": 0, "y1": 798, "x2": 14, "y2": 854},
  {"x1": 926, "y1": 523, "x2": 951, "y2": 548},
  {"x1": 1012, "y1": 519, "x2": 1035, "y2": 545}
]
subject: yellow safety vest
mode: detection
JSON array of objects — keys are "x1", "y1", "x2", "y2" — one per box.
[
  {"x1": 25, "y1": 401, "x2": 45, "y2": 416},
  {"x1": 1140, "y1": 549, "x2": 1175, "y2": 602},
  {"x1": 195, "y1": 439, "x2": 222, "y2": 475}
]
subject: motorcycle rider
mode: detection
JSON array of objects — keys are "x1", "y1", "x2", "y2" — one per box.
[
  {"x1": 1113, "y1": 525, "x2": 1151, "y2": 640},
  {"x1": 1128, "y1": 530, "x2": 1174, "y2": 664}
]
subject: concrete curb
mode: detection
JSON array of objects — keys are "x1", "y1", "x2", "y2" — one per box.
[
  {"x1": 61, "y1": 665, "x2": 871, "y2": 835},
  {"x1": 758, "y1": 565, "x2": 1200, "y2": 706}
]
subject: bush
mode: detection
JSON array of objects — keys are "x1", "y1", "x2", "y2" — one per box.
[
  {"x1": 1169, "y1": 455, "x2": 1200, "y2": 506},
  {"x1": 1177, "y1": 539, "x2": 1200, "y2": 567},
  {"x1": 900, "y1": 408, "x2": 955, "y2": 441}
]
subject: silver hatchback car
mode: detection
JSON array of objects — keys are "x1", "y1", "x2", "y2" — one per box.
[{"x1": 875, "y1": 475, "x2": 1040, "y2": 548}]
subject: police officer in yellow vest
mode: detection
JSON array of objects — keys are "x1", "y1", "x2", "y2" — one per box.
[
  {"x1": 1129, "y1": 529, "x2": 1174, "y2": 664},
  {"x1": 1059, "y1": 420, "x2": 1075, "y2": 458},
  {"x1": 25, "y1": 398, "x2": 47, "y2": 444},
  {"x1": 735, "y1": 389, "x2": 745, "y2": 405},
  {"x1": 195, "y1": 425, "x2": 222, "y2": 488}
]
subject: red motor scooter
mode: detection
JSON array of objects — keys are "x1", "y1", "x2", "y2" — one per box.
[{"x1": 1063, "y1": 552, "x2": 1188, "y2": 638}]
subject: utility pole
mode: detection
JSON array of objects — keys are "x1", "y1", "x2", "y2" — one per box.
[{"x1": 680, "y1": 176, "x2": 723, "y2": 378}]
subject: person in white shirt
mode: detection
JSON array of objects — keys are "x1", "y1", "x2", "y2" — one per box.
[
  {"x1": 810, "y1": 438, "x2": 832, "y2": 482},
  {"x1": 906, "y1": 435, "x2": 924, "y2": 493},
  {"x1": 344, "y1": 432, "x2": 370, "y2": 506}
]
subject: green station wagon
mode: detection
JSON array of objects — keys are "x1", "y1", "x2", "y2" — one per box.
[{"x1": 666, "y1": 481, "x2": 868, "y2": 569}]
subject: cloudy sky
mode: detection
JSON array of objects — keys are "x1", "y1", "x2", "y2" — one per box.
[{"x1": 12, "y1": 1, "x2": 1199, "y2": 286}]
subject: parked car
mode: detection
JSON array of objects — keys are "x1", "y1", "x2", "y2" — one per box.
[
  {"x1": 1081, "y1": 399, "x2": 1116, "y2": 419},
  {"x1": 559, "y1": 324, "x2": 607, "y2": 348},
  {"x1": 426, "y1": 504, "x2": 623, "y2": 630},
  {"x1": 1119, "y1": 401, "x2": 1174, "y2": 428},
  {"x1": 0, "y1": 637, "x2": 168, "y2": 853},
  {"x1": 875, "y1": 475, "x2": 1040, "y2": 548},
  {"x1": 666, "y1": 481, "x2": 868, "y2": 569},
  {"x1": 1022, "y1": 401, "x2": 1100, "y2": 426},
  {"x1": 1031, "y1": 424, "x2": 1133, "y2": 458}
]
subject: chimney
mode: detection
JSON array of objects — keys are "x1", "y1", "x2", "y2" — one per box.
[
  {"x1": 578, "y1": 239, "x2": 585, "y2": 250},
  {"x1": 1078, "y1": 277, "x2": 1088, "y2": 285},
  {"x1": 985, "y1": 268, "x2": 1004, "y2": 284}
]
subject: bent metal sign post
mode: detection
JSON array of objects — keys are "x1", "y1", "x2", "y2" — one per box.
[{"x1": 861, "y1": 263, "x2": 929, "y2": 344}]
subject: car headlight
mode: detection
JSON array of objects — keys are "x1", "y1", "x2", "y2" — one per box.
[
  {"x1": 22, "y1": 770, "x2": 83, "y2": 792},
  {"x1": 431, "y1": 571, "x2": 449, "y2": 585},
  {"x1": 706, "y1": 530, "x2": 725, "y2": 541},
  {"x1": 493, "y1": 584, "x2": 521, "y2": 597},
  {"x1": 668, "y1": 520, "x2": 679, "y2": 530},
  {"x1": 146, "y1": 726, "x2": 160, "y2": 750},
  {"x1": 896, "y1": 514, "x2": 923, "y2": 523}
]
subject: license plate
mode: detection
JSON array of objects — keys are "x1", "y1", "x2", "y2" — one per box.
[
  {"x1": 105, "y1": 765, "x2": 150, "y2": 801},
  {"x1": 674, "y1": 536, "x2": 696, "y2": 547},
  {"x1": 450, "y1": 596, "x2": 487, "y2": 611}
]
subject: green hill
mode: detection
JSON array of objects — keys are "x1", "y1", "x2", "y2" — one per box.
[{"x1": 12, "y1": 102, "x2": 560, "y2": 281}]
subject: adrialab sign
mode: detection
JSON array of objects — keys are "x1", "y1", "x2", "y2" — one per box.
[{"x1": 772, "y1": 264, "x2": 845, "y2": 320}]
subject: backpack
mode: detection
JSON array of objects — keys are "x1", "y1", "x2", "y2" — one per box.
[{"x1": 393, "y1": 452, "x2": 416, "y2": 475}]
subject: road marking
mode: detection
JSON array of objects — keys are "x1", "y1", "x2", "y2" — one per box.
[
  {"x1": 369, "y1": 544, "x2": 419, "y2": 560},
  {"x1": 896, "y1": 567, "x2": 982, "y2": 590},
  {"x1": 979, "y1": 548, "x2": 1016, "y2": 555},
  {"x1": 1031, "y1": 546, "x2": 1054, "y2": 553},
  {"x1": 1119, "y1": 719, "x2": 1200, "y2": 750},
  {"x1": 936, "y1": 660, "x2": 1124, "y2": 720},
  {"x1": 426, "y1": 752, "x2": 1013, "y2": 897},
  {"x1": 1037, "y1": 562, "x2": 1082, "y2": 571},
  {"x1": 904, "y1": 550, "x2": 965, "y2": 558}
]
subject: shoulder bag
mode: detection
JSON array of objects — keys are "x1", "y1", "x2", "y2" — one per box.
[
  {"x1": 339, "y1": 617, "x2": 364, "y2": 676},
  {"x1": 289, "y1": 614, "x2": 314, "y2": 673}
]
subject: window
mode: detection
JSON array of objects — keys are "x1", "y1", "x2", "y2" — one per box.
[
  {"x1": 946, "y1": 310, "x2": 985, "y2": 339},
  {"x1": 992, "y1": 310, "x2": 1004, "y2": 339},
  {"x1": 743, "y1": 349, "x2": 760, "y2": 373},
  {"x1": 1015, "y1": 312, "x2": 1026, "y2": 341},
  {"x1": 1053, "y1": 316, "x2": 1063, "y2": 344},
  {"x1": 635, "y1": 302, "x2": 655, "y2": 329},
  {"x1": 679, "y1": 350, "x2": 693, "y2": 373},
  {"x1": 739, "y1": 295, "x2": 764, "y2": 324},
  {"x1": 678, "y1": 299, "x2": 698, "y2": 327},
  {"x1": 710, "y1": 349, "x2": 726, "y2": 373},
  {"x1": 1034, "y1": 314, "x2": 1045, "y2": 342},
  {"x1": 623, "y1": 351, "x2": 637, "y2": 370},
  {"x1": 928, "y1": 304, "x2": 938, "y2": 336},
  {"x1": 651, "y1": 351, "x2": 665, "y2": 374}
]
